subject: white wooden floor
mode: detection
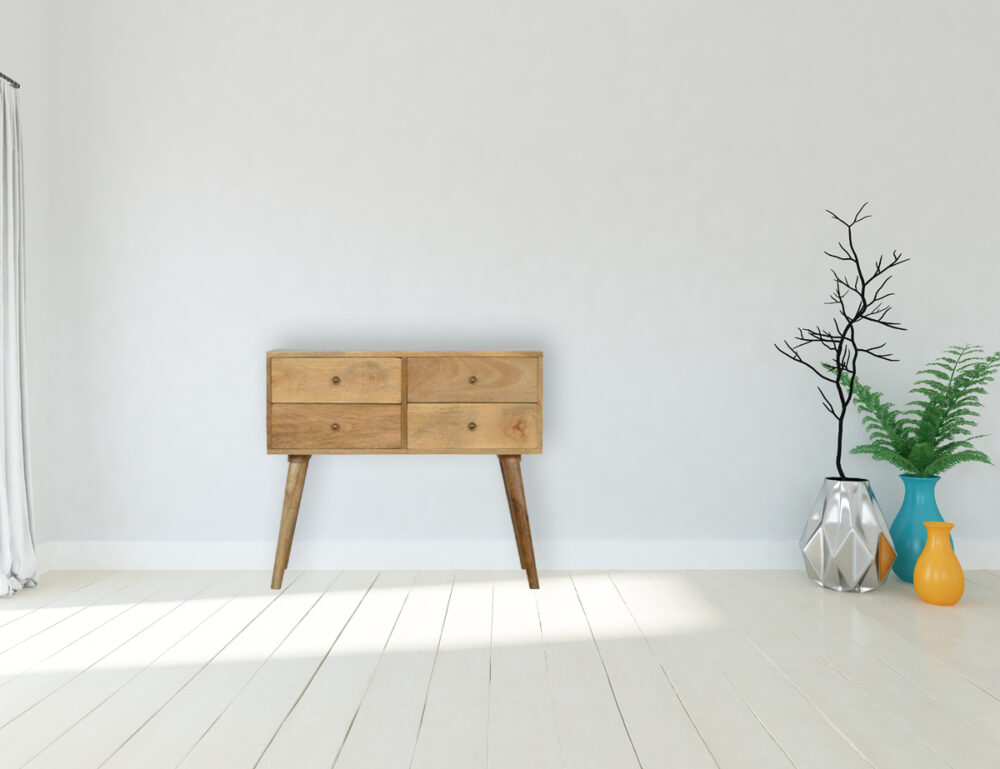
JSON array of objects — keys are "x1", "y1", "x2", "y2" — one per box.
[{"x1": 2, "y1": 570, "x2": 1000, "y2": 769}]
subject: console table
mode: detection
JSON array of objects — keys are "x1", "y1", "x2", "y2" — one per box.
[{"x1": 267, "y1": 351, "x2": 543, "y2": 589}]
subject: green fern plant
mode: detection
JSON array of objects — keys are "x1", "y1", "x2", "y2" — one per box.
[{"x1": 848, "y1": 345, "x2": 1000, "y2": 477}]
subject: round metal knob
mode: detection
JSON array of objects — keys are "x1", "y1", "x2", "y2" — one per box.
[
  {"x1": 331, "y1": 376, "x2": 341, "y2": 384},
  {"x1": 331, "y1": 423, "x2": 340, "y2": 431},
  {"x1": 468, "y1": 376, "x2": 477, "y2": 384},
  {"x1": 468, "y1": 422, "x2": 477, "y2": 430}
]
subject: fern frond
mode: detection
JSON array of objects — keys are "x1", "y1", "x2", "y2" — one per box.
[
  {"x1": 922, "y1": 450, "x2": 993, "y2": 477},
  {"x1": 864, "y1": 447, "x2": 921, "y2": 474},
  {"x1": 848, "y1": 379, "x2": 908, "y2": 450},
  {"x1": 933, "y1": 440, "x2": 975, "y2": 455},
  {"x1": 849, "y1": 345, "x2": 999, "y2": 477}
]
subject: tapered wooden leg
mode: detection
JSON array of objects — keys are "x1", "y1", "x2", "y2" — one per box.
[
  {"x1": 498, "y1": 454, "x2": 539, "y2": 589},
  {"x1": 501, "y1": 463, "x2": 527, "y2": 570},
  {"x1": 271, "y1": 455, "x2": 310, "y2": 589}
]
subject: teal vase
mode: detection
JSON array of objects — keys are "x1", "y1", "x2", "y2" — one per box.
[{"x1": 890, "y1": 474, "x2": 945, "y2": 582}]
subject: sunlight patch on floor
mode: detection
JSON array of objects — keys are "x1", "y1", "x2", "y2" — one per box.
[{"x1": 0, "y1": 573, "x2": 732, "y2": 675}]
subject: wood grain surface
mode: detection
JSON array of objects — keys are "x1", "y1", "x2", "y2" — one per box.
[
  {"x1": 407, "y1": 404, "x2": 538, "y2": 451},
  {"x1": 270, "y1": 358, "x2": 402, "y2": 404},
  {"x1": 407, "y1": 357, "x2": 538, "y2": 403},
  {"x1": 269, "y1": 404, "x2": 402, "y2": 449}
]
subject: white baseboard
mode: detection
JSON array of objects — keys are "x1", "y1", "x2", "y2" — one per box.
[
  {"x1": 37, "y1": 539, "x2": 804, "y2": 572},
  {"x1": 36, "y1": 538, "x2": 1000, "y2": 573}
]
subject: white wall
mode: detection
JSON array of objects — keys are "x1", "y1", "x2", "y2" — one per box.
[{"x1": 19, "y1": 0, "x2": 1000, "y2": 567}]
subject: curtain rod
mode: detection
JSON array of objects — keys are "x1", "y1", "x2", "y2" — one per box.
[{"x1": 0, "y1": 71, "x2": 21, "y2": 89}]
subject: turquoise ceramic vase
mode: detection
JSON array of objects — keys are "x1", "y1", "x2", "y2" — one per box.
[{"x1": 890, "y1": 474, "x2": 946, "y2": 583}]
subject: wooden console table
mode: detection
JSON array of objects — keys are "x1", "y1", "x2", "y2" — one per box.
[{"x1": 267, "y1": 351, "x2": 543, "y2": 589}]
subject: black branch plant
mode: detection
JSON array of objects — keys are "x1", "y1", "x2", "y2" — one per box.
[{"x1": 775, "y1": 203, "x2": 909, "y2": 479}]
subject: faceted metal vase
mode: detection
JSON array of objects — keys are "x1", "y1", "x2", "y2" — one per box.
[{"x1": 800, "y1": 478, "x2": 896, "y2": 592}]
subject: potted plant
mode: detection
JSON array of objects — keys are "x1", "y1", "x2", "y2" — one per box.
[
  {"x1": 775, "y1": 203, "x2": 908, "y2": 591},
  {"x1": 847, "y1": 344, "x2": 1000, "y2": 581}
]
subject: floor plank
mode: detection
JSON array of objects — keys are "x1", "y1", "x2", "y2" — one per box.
[
  {"x1": 0, "y1": 571, "x2": 217, "y2": 727},
  {"x1": 410, "y1": 572, "x2": 493, "y2": 769},
  {"x1": 611, "y1": 571, "x2": 797, "y2": 769},
  {"x1": 962, "y1": 569, "x2": 1000, "y2": 594},
  {"x1": 176, "y1": 571, "x2": 377, "y2": 769},
  {"x1": 756, "y1": 571, "x2": 1000, "y2": 766},
  {"x1": 0, "y1": 573, "x2": 163, "y2": 684},
  {"x1": 762, "y1": 571, "x2": 1000, "y2": 743},
  {"x1": 333, "y1": 571, "x2": 454, "y2": 769},
  {"x1": 691, "y1": 571, "x2": 951, "y2": 769},
  {"x1": 18, "y1": 572, "x2": 291, "y2": 769},
  {"x1": 844, "y1": 576, "x2": 1000, "y2": 701},
  {"x1": 0, "y1": 572, "x2": 110, "y2": 630},
  {"x1": 9, "y1": 569, "x2": 1000, "y2": 769},
  {"x1": 980, "y1": 571, "x2": 1000, "y2": 593},
  {"x1": 535, "y1": 572, "x2": 641, "y2": 769},
  {"x1": 255, "y1": 571, "x2": 417, "y2": 769},
  {"x1": 668, "y1": 572, "x2": 875, "y2": 769},
  {"x1": 571, "y1": 571, "x2": 718, "y2": 769},
  {"x1": 99, "y1": 571, "x2": 335, "y2": 769},
  {"x1": 0, "y1": 572, "x2": 149, "y2": 657},
  {"x1": 488, "y1": 571, "x2": 561, "y2": 769}
]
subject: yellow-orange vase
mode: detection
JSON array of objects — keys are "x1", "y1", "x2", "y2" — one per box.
[{"x1": 913, "y1": 521, "x2": 964, "y2": 606}]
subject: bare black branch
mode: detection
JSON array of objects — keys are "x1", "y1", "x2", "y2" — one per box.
[{"x1": 775, "y1": 204, "x2": 909, "y2": 478}]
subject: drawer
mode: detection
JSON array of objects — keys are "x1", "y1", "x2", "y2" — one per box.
[
  {"x1": 407, "y1": 357, "x2": 538, "y2": 403},
  {"x1": 269, "y1": 404, "x2": 402, "y2": 449},
  {"x1": 407, "y1": 404, "x2": 539, "y2": 451},
  {"x1": 271, "y1": 357, "x2": 402, "y2": 403}
]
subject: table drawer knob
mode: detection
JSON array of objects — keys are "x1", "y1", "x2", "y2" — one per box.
[
  {"x1": 468, "y1": 422, "x2": 477, "y2": 430},
  {"x1": 331, "y1": 423, "x2": 340, "y2": 431},
  {"x1": 331, "y1": 376, "x2": 341, "y2": 384},
  {"x1": 468, "y1": 375, "x2": 477, "y2": 384}
]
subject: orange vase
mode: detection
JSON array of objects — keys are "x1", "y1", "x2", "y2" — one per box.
[{"x1": 913, "y1": 522, "x2": 964, "y2": 606}]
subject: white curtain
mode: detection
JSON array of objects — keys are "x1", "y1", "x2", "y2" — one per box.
[{"x1": 1, "y1": 80, "x2": 37, "y2": 597}]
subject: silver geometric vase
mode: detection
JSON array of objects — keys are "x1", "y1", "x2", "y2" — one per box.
[{"x1": 800, "y1": 477, "x2": 896, "y2": 592}]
